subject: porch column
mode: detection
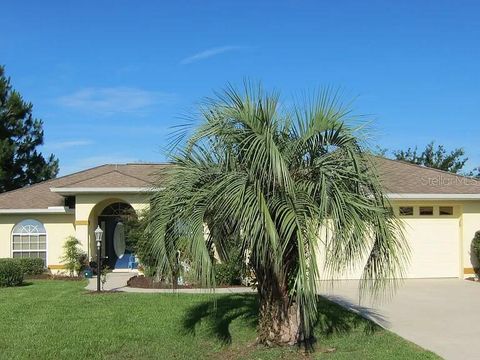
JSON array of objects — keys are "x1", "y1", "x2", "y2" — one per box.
[
  {"x1": 75, "y1": 220, "x2": 90, "y2": 259},
  {"x1": 74, "y1": 197, "x2": 98, "y2": 261}
]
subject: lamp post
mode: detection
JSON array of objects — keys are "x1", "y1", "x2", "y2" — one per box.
[{"x1": 95, "y1": 226, "x2": 103, "y2": 292}]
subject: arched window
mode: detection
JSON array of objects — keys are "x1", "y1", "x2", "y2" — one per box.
[{"x1": 12, "y1": 219, "x2": 47, "y2": 265}]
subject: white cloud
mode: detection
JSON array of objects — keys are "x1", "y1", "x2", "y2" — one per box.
[
  {"x1": 46, "y1": 140, "x2": 93, "y2": 150},
  {"x1": 180, "y1": 45, "x2": 245, "y2": 65},
  {"x1": 57, "y1": 87, "x2": 175, "y2": 115}
]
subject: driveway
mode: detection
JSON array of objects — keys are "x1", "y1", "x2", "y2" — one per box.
[{"x1": 320, "y1": 279, "x2": 479, "y2": 360}]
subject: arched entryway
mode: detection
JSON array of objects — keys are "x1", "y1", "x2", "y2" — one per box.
[{"x1": 98, "y1": 202, "x2": 137, "y2": 270}]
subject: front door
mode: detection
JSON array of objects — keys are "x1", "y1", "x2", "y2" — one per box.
[
  {"x1": 98, "y1": 216, "x2": 126, "y2": 269},
  {"x1": 98, "y1": 202, "x2": 136, "y2": 270}
]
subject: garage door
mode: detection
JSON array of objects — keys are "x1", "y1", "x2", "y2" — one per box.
[
  {"x1": 402, "y1": 218, "x2": 460, "y2": 278},
  {"x1": 316, "y1": 217, "x2": 460, "y2": 279}
]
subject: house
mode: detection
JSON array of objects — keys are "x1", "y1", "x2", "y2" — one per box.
[
  {"x1": 1, "y1": 158, "x2": 480, "y2": 278},
  {"x1": 0, "y1": 163, "x2": 169, "y2": 271}
]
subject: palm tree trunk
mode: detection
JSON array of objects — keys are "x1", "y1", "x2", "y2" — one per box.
[
  {"x1": 255, "y1": 267, "x2": 303, "y2": 346},
  {"x1": 171, "y1": 270, "x2": 178, "y2": 290}
]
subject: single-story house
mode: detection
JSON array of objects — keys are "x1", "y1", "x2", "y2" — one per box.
[{"x1": 1, "y1": 158, "x2": 480, "y2": 278}]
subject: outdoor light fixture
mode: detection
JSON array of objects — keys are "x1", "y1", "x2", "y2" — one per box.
[{"x1": 94, "y1": 225, "x2": 103, "y2": 292}]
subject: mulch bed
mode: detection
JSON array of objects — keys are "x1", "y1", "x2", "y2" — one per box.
[
  {"x1": 127, "y1": 275, "x2": 193, "y2": 289},
  {"x1": 127, "y1": 275, "x2": 249, "y2": 289}
]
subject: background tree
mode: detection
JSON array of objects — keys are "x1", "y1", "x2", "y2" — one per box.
[
  {"x1": 149, "y1": 84, "x2": 408, "y2": 347},
  {"x1": 466, "y1": 167, "x2": 480, "y2": 178},
  {"x1": 0, "y1": 65, "x2": 58, "y2": 193},
  {"x1": 393, "y1": 142, "x2": 467, "y2": 173}
]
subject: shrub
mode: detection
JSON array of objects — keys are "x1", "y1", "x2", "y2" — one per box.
[
  {"x1": 77, "y1": 253, "x2": 88, "y2": 273},
  {"x1": 0, "y1": 259, "x2": 24, "y2": 287},
  {"x1": 60, "y1": 236, "x2": 86, "y2": 277},
  {"x1": 214, "y1": 260, "x2": 243, "y2": 286},
  {"x1": 472, "y1": 231, "x2": 480, "y2": 274},
  {"x1": 142, "y1": 265, "x2": 158, "y2": 278},
  {"x1": 126, "y1": 209, "x2": 157, "y2": 271},
  {"x1": 15, "y1": 258, "x2": 45, "y2": 275}
]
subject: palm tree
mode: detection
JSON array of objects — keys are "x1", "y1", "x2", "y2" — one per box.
[{"x1": 149, "y1": 84, "x2": 409, "y2": 346}]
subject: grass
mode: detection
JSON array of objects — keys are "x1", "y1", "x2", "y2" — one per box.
[{"x1": 0, "y1": 280, "x2": 439, "y2": 360}]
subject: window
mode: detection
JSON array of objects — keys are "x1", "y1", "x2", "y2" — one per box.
[
  {"x1": 64, "y1": 196, "x2": 76, "y2": 209},
  {"x1": 399, "y1": 206, "x2": 413, "y2": 216},
  {"x1": 439, "y1": 206, "x2": 454, "y2": 216},
  {"x1": 419, "y1": 206, "x2": 434, "y2": 216},
  {"x1": 12, "y1": 220, "x2": 47, "y2": 266}
]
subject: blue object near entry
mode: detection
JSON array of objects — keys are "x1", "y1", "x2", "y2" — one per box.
[
  {"x1": 128, "y1": 254, "x2": 138, "y2": 270},
  {"x1": 114, "y1": 251, "x2": 129, "y2": 269},
  {"x1": 83, "y1": 269, "x2": 93, "y2": 278}
]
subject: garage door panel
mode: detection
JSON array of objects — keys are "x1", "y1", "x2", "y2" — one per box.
[
  {"x1": 316, "y1": 217, "x2": 460, "y2": 279},
  {"x1": 403, "y1": 218, "x2": 459, "y2": 278}
]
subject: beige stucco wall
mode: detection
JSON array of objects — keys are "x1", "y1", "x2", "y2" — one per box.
[{"x1": 0, "y1": 213, "x2": 75, "y2": 267}]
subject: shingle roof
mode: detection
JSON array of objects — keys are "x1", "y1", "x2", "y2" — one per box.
[
  {"x1": 0, "y1": 163, "x2": 170, "y2": 209},
  {"x1": 0, "y1": 159, "x2": 479, "y2": 210},
  {"x1": 373, "y1": 157, "x2": 480, "y2": 194}
]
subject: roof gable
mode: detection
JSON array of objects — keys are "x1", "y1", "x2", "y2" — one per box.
[
  {"x1": 60, "y1": 170, "x2": 154, "y2": 188},
  {"x1": 0, "y1": 163, "x2": 170, "y2": 210}
]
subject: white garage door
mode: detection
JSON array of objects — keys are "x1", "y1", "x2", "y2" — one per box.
[
  {"x1": 316, "y1": 217, "x2": 460, "y2": 279},
  {"x1": 402, "y1": 218, "x2": 460, "y2": 278}
]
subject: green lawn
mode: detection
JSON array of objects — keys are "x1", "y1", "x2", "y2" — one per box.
[{"x1": 0, "y1": 280, "x2": 439, "y2": 360}]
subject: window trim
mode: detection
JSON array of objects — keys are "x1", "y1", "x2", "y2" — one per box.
[
  {"x1": 396, "y1": 205, "x2": 457, "y2": 217},
  {"x1": 11, "y1": 219, "x2": 48, "y2": 266}
]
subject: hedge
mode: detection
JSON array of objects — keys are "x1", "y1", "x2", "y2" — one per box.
[
  {"x1": 15, "y1": 258, "x2": 45, "y2": 275},
  {"x1": 0, "y1": 259, "x2": 24, "y2": 287}
]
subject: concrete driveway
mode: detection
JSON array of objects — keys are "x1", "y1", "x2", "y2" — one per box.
[{"x1": 319, "y1": 279, "x2": 479, "y2": 360}]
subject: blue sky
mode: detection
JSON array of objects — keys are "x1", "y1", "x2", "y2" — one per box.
[{"x1": 1, "y1": 1, "x2": 479, "y2": 175}]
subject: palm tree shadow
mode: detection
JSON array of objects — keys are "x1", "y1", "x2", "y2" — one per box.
[
  {"x1": 182, "y1": 293, "x2": 259, "y2": 344},
  {"x1": 183, "y1": 294, "x2": 384, "y2": 345},
  {"x1": 314, "y1": 296, "x2": 385, "y2": 336}
]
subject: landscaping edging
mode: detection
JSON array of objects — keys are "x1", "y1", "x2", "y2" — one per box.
[
  {"x1": 127, "y1": 274, "x2": 250, "y2": 290},
  {"x1": 119, "y1": 286, "x2": 257, "y2": 294}
]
